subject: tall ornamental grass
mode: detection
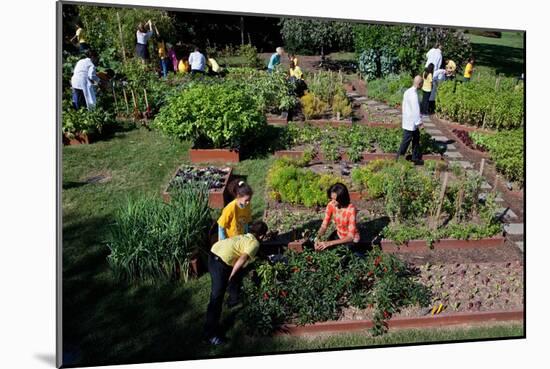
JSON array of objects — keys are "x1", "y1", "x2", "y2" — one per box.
[{"x1": 108, "y1": 183, "x2": 211, "y2": 282}]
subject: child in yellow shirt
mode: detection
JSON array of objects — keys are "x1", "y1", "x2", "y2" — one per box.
[
  {"x1": 217, "y1": 181, "x2": 253, "y2": 240},
  {"x1": 464, "y1": 57, "x2": 475, "y2": 81}
]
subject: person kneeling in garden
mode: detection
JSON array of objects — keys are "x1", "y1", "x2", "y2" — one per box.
[
  {"x1": 314, "y1": 183, "x2": 363, "y2": 256},
  {"x1": 204, "y1": 221, "x2": 268, "y2": 345}
]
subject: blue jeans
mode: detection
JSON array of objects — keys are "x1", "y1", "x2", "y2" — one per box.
[
  {"x1": 160, "y1": 58, "x2": 168, "y2": 78},
  {"x1": 72, "y1": 88, "x2": 86, "y2": 110},
  {"x1": 204, "y1": 253, "x2": 244, "y2": 338}
]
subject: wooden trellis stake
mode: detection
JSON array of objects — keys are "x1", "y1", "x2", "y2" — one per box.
[
  {"x1": 479, "y1": 158, "x2": 486, "y2": 176},
  {"x1": 122, "y1": 88, "x2": 129, "y2": 114},
  {"x1": 432, "y1": 171, "x2": 449, "y2": 230}
]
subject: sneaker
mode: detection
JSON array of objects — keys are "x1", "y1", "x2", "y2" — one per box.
[
  {"x1": 207, "y1": 336, "x2": 225, "y2": 346},
  {"x1": 413, "y1": 159, "x2": 425, "y2": 166}
]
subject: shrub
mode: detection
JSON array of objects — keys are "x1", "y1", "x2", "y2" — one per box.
[
  {"x1": 62, "y1": 101, "x2": 115, "y2": 136},
  {"x1": 300, "y1": 93, "x2": 328, "y2": 119},
  {"x1": 107, "y1": 183, "x2": 211, "y2": 282},
  {"x1": 238, "y1": 44, "x2": 264, "y2": 68},
  {"x1": 470, "y1": 130, "x2": 524, "y2": 185},
  {"x1": 226, "y1": 67, "x2": 297, "y2": 112},
  {"x1": 241, "y1": 247, "x2": 431, "y2": 336},
  {"x1": 153, "y1": 82, "x2": 266, "y2": 149},
  {"x1": 332, "y1": 92, "x2": 353, "y2": 118},
  {"x1": 366, "y1": 73, "x2": 411, "y2": 107},
  {"x1": 436, "y1": 76, "x2": 524, "y2": 130}
]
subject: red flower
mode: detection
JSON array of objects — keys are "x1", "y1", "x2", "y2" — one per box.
[
  {"x1": 367, "y1": 271, "x2": 374, "y2": 277},
  {"x1": 263, "y1": 292, "x2": 269, "y2": 300},
  {"x1": 280, "y1": 290, "x2": 288, "y2": 298},
  {"x1": 291, "y1": 267, "x2": 300, "y2": 273},
  {"x1": 374, "y1": 256, "x2": 382, "y2": 267},
  {"x1": 383, "y1": 310, "x2": 391, "y2": 319}
]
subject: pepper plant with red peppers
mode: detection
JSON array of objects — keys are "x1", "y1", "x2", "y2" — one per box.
[{"x1": 241, "y1": 247, "x2": 431, "y2": 336}]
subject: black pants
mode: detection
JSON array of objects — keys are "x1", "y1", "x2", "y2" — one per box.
[
  {"x1": 396, "y1": 129, "x2": 421, "y2": 162},
  {"x1": 421, "y1": 90, "x2": 431, "y2": 115},
  {"x1": 191, "y1": 69, "x2": 205, "y2": 75},
  {"x1": 204, "y1": 253, "x2": 244, "y2": 338}
]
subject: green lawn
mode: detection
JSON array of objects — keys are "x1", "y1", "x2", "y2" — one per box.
[
  {"x1": 466, "y1": 31, "x2": 524, "y2": 76},
  {"x1": 62, "y1": 127, "x2": 523, "y2": 367}
]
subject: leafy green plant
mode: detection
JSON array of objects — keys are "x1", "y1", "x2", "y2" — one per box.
[
  {"x1": 62, "y1": 101, "x2": 115, "y2": 136},
  {"x1": 107, "y1": 183, "x2": 211, "y2": 282},
  {"x1": 241, "y1": 247, "x2": 431, "y2": 336},
  {"x1": 436, "y1": 76, "x2": 524, "y2": 130},
  {"x1": 267, "y1": 159, "x2": 346, "y2": 207},
  {"x1": 153, "y1": 81, "x2": 266, "y2": 149},
  {"x1": 470, "y1": 130, "x2": 524, "y2": 185}
]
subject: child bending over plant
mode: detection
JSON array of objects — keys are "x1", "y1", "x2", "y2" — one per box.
[
  {"x1": 217, "y1": 180, "x2": 253, "y2": 241},
  {"x1": 204, "y1": 221, "x2": 268, "y2": 345},
  {"x1": 315, "y1": 183, "x2": 364, "y2": 256}
]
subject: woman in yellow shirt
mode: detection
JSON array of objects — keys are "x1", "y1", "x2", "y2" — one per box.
[
  {"x1": 217, "y1": 181, "x2": 253, "y2": 241},
  {"x1": 421, "y1": 63, "x2": 434, "y2": 115},
  {"x1": 289, "y1": 60, "x2": 303, "y2": 80},
  {"x1": 70, "y1": 23, "x2": 89, "y2": 52},
  {"x1": 463, "y1": 57, "x2": 475, "y2": 82}
]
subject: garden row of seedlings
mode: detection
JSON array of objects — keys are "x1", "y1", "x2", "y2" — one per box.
[{"x1": 259, "y1": 114, "x2": 523, "y2": 335}]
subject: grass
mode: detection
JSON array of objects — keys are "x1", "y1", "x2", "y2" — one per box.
[
  {"x1": 62, "y1": 127, "x2": 523, "y2": 367},
  {"x1": 466, "y1": 31, "x2": 524, "y2": 76}
]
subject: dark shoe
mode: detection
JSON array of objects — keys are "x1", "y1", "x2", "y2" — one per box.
[
  {"x1": 226, "y1": 300, "x2": 242, "y2": 309},
  {"x1": 414, "y1": 159, "x2": 425, "y2": 166},
  {"x1": 206, "y1": 336, "x2": 225, "y2": 346}
]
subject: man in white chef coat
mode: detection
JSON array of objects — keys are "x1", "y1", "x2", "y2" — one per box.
[
  {"x1": 396, "y1": 76, "x2": 425, "y2": 165},
  {"x1": 71, "y1": 50, "x2": 100, "y2": 110}
]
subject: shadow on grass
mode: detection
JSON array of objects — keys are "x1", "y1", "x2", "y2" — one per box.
[{"x1": 471, "y1": 43, "x2": 524, "y2": 76}]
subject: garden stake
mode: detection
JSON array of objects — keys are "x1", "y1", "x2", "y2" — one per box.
[
  {"x1": 131, "y1": 88, "x2": 141, "y2": 120},
  {"x1": 116, "y1": 12, "x2": 127, "y2": 63},
  {"x1": 143, "y1": 88, "x2": 152, "y2": 120},
  {"x1": 122, "y1": 87, "x2": 129, "y2": 115},
  {"x1": 111, "y1": 82, "x2": 118, "y2": 112},
  {"x1": 432, "y1": 171, "x2": 449, "y2": 230},
  {"x1": 479, "y1": 158, "x2": 485, "y2": 176}
]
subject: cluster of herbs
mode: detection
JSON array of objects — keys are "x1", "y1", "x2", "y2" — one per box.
[
  {"x1": 153, "y1": 81, "x2": 267, "y2": 149},
  {"x1": 241, "y1": 247, "x2": 431, "y2": 336},
  {"x1": 350, "y1": 160, "x2": 502, "y2": 245},
  {"x1": 107, "y1": 183, "x2": 211, "y2": 283},
  {"x1": 168, "y1": 166, "x2": 230, "y2": 192},
  {"x1": 266, "y1": 158, "x2": 347, "y2": 207},
  {"x1": 470, "y1": 130, "x2": 524, "y2": 186},
  {"x1": 436, "y1": 75, "x2": 524, "y2": 130},
  {"x1": 300, "y1": 71, "x2": 353, "y2": 119}
]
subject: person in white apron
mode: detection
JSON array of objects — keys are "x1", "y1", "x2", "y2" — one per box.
[{"x1": 71, "y1": 50, "x2": 100, "y2": 110}]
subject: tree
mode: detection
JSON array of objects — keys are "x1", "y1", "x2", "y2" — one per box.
[
  {"x1": 354, "y1": 24, "x2": 472, "y2": 77},
  {"x1": 279, "y1": 18, "x2": 353, "y2": 58}
]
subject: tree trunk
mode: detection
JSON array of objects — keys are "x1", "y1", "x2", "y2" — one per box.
[{"x1": 240, "y1": 16, "x2": 245, "y2": 45}]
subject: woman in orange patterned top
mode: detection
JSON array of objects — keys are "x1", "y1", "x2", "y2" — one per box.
[{"x1": 314, "y1": 183, "x2": 362, "y2": 255}]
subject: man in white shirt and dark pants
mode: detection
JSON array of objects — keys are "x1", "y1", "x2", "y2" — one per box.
[
  {"x1": 397, "y1": 76, "x2": 424, "y2": 165},
  {"x1": 425, "y1": 43, "x2": 442, "y2": 71},
  {"x1": 189, "y1": 47, "x2": 206, "y2": 75}
]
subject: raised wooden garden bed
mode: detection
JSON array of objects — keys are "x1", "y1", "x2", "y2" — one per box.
[
  {"x1": 162, "y1": 165, "x2": 232, "y2": 209},
  {"x1": 276, "y1": 309, "x2": 523, "y2": 336},
  {"x1": 380, "y1": 236, "x2": 506, "y2": 253},
  {"x1": 189, "y1": 148, "x2": 240, "y2": 164},
  {"x1": 63, "y1": 132, "x2": 92, "y2": 145},
  {"x1": 266, "y1": 114, "x2": 289, "y2": 125}
]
